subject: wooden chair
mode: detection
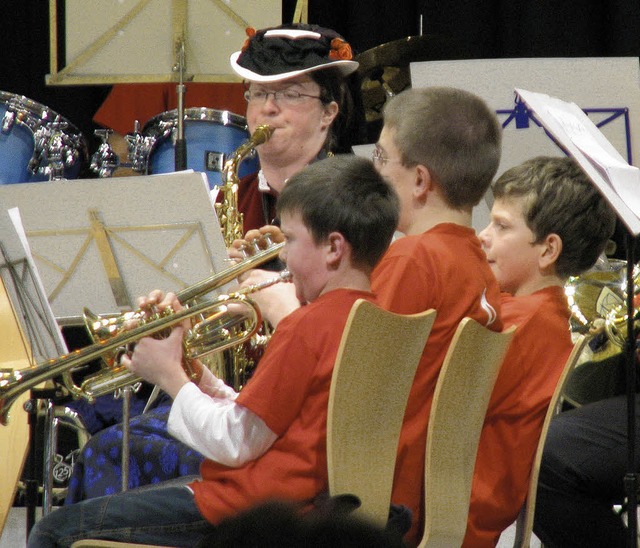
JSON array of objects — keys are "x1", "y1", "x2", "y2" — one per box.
[
  {"x1": 512, "y1": 334, "x2": 588, "y2": 548},
  {"x1": 419, "y1": 318, "x2": 516, "y2": 548},
  {"x1": 71, "y1": 300, "x2": 437, "y2": 547},
  {"x1": 327, "y1": 299, "x2": 437, "y2": 527}
]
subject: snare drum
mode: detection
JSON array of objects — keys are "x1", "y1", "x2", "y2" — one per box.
[
  {"x1": 134, "y1": 108, "x2": 259, "y2": 189},
  {"x1": 0, "y1": 91, "x2": 88, "y2": 183}
]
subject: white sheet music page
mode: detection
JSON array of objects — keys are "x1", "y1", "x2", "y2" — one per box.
[
  {"x1": 546, "y1": 106, "x2": 640, "y2": 218},
  {"x1": 516, "y1": 88, "x2": 640, "y2": 235}
]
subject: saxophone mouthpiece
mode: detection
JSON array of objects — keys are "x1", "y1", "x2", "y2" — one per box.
[{"x1": 253, "y1": 125, "x2": 274, "y2": 145}]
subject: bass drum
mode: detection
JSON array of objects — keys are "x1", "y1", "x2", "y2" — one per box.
[
  {"x1": 0, "y1": 91, "x2": 88, "y2": 184},
  {"x1": 134, "y1": 108, "x2": 259, "y2": 189}
]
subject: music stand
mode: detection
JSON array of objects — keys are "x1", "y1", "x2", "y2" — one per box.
[
  {"x1": 517, "y1": 87, "x2": 640, "y2": 547},
  {"x1": 0, "y1": 207, "x2": 68, "y2": 541},
  {"x1": 0, "y1": 171, "x2": 232, "y2": 529},
  {"x1": 0, "y1": 171, "x2": 231, "y2": 323},
  {"x1": 47, "y1": 0, "x2": 280, "y2": 169}
]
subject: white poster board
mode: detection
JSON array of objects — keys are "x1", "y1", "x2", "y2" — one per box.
[{"x1": 410, "y1": 57, "x2": 640, "y2": 230}]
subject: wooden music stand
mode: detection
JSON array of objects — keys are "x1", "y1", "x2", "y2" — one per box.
[{"x1": 47, "y1": 0, "x2": 281, "y2": 85}]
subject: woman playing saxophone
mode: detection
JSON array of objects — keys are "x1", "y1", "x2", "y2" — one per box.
[{"x1": 63, "y1": 22, "x2": 362, "y2": 504}]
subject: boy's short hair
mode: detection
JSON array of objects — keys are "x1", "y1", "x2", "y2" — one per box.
[
  {"x1": 492, "y1": 156, "x2": 616, "y2": 278},
  {"x1": 382, "y1": 86, "x2": 502, "y2": 209},
  {"x1": 277, "y1": 155, "x2": 399, "y2": 270}
]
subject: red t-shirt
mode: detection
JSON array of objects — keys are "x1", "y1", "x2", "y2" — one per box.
[
  {"x1": 463, "y1": 286, "x2": 573, "y2": 547},
  {"x1": 189, "y1": 288, "x2": 376, "y2": 525},
  {"x1": 93, "y1": 83, "x2": 246, "y2": 135},
  {"x1": 371, "y1": 223, "x2": 503, "y2": 546}
]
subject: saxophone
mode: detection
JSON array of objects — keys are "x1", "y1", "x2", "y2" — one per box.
[{"x1": 216, "y1": 124, "x2": 274, "y2": 247}]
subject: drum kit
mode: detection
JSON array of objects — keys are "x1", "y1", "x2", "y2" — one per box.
[{"x1": 0, "y1": 90, "x2": 259, "y2": 189}]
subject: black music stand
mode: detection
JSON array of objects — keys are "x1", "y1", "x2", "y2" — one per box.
[
  {"x1": 0, "y1": 208, "x2": 68, "y2": 541},
  {"x1": 517, "y1": 87, "x2": 640, "y2": 547}
]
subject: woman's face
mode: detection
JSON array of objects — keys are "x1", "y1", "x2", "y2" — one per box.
[{"x1": 245, "y1": 76, "x2": 338, "y2": 165}]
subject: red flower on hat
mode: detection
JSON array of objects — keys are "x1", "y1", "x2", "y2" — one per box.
[
  {"x1": 241, "y1": 27, "x2": 257, "y2": 52},
  {"x1": 329, "y1": 38, "x2": 353, "y2": 60}
]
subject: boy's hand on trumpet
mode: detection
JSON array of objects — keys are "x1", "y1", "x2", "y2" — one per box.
[{"x1": 119, "y1": 290, "x2": 193, "y2": 398}]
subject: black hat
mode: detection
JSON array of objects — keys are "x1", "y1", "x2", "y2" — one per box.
[{"x1": 230, "y1": 24, "x2": 359, "y2": 83}]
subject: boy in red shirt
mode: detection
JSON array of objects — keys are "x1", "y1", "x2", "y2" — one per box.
[
  {"x1": 27, "y1": 154, "x2": 399, "y2": 547},
  {"x1": 370, "y1": 86, "x2": 504, "y2": 546},
  {"x1": 463, "y1": 156, "x2": 616, "y2": 547}
]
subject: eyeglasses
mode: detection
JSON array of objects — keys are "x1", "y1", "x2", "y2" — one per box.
[
  {"x1": 244, "y1": 89, "x2": 322, "y2": 106},
  {"x1": 371, "y1": 146, "x2": 402, "y2": 167}
]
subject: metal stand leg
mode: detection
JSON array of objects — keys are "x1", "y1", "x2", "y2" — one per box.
[
  {"x1": 42, "y1": 400, "x2": 57, "y2": 516},
  {"x1": 118, "y1": 386, "x2": 133, "y2": 492},
  {"x1": 24, "y1": 387, "x2": 58, "y2": 542}
]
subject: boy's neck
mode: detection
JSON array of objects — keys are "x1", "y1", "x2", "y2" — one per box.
[
  {"x1": 512, "y1": 274, "x2": 564, "y2": 297},
  {"x1": 404, "y1": 205, "x2": 472, "y2": 236},
  {"x1": 321, "y1": 268, "x2": 372, "y2": 297}
]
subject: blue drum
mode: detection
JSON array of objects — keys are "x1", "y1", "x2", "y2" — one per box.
[
  {"x1": 0, "y1": 91, "x2": 87, "y2": 183},
  {"x1": 134, "y1": 108, "x2": 259, "y2": 189}
]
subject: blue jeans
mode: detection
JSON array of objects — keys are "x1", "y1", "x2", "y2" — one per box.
[{"x1": 28, "y1": 482, "x2": 212, "y2": 547}]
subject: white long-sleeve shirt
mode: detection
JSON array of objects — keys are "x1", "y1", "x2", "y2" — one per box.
[{"x1": 167, "y1": 366, "x2": 277, "y2": 467}]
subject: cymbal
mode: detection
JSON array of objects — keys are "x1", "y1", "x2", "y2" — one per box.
[{"x1": 355, "y1": 34, "x2": 466, "y2": 76}]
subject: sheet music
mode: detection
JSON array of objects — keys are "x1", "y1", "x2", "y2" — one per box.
[
  {"x1": 0, "y1": 208, "x2": 68, "y2": 361},
  {"x1": 7, "y1": 209, "x2": 65, "y2": 353},
  {"x1": 545, "y1": 106, "x2": 640, "y2": 217},
  {"x1": 516, "y1": 88, "x2": 640, "y2": 235}
]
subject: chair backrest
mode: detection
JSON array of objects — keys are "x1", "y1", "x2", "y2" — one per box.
[
  {"x1": 327, "y1": 299, "x2": 437, "y2": 527},
  {"x1": 420, "y1": 318, "x2": 516, "y2": 548},
  {"x1": 512, "y1": 334, "x2": 588, "y2": 548}
]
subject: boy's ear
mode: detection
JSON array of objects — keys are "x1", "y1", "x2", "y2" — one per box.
[
  {"x1": 539, "y1": 233, "x2": 562, "y2": 270},
  {"x1": 326, "y1": 232, "x2": 347, "y2": 267},
  {"x1": 414, "y1": 164, "x2": 434, "y2": 199}
]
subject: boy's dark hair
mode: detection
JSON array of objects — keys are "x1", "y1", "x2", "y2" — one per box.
[
  {"x1": 492, "y1": 156, "x2": 616, "y2": 278},
  {"x1": 277, "y1": 155, "x2": 399, "y2": 270},
  {"x1": 382, "y1": 86, "x2": 502, "y2": 210},
  {"x1": 198, "y1": 499, "x2": 406, "y2": 548}
]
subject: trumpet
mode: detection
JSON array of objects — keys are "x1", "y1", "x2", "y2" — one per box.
[
  {"x1": 0, "y1": 268, "x2": 291, "y2": 425},
  {"x1": 61, "y1": 237, "x2": 284, "y2": 401}
]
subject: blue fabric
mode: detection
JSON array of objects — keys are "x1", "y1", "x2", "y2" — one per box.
[
  {"x1": 29, "y1": 483, "x2": 210, "y2": 548},
  {"x1": 65, "y1": 394, "x2": 204, "y2": 504}
]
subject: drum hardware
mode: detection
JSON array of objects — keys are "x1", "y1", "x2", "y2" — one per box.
[
  {"x1": 123, "y1": 108, "x2": 259, "y2": 189},
  {"x1": 125, "y1": 120, "x2": 154, "y2": 173},
  {"x1": 90, "y1": 129, "x2": 120, "y2": 178},
  {"x1": 0, "y1": 91, "x2": 88, "y2": 184}
]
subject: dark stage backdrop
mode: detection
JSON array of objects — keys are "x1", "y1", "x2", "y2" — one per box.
[
  {"x1": 0, "y1": 0, "x2": 639, "y2": 251},
  {"x1": 2, "y1": 1, "x2": 640, "y2": 148}
]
